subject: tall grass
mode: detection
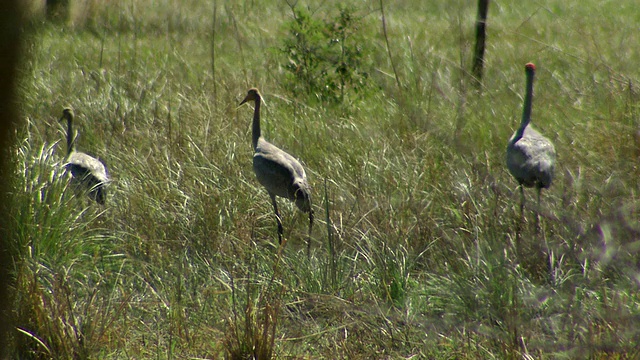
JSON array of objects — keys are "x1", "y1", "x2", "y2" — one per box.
[{"x1": 7, "y1": 0, "x2": 640, "y2": 358}]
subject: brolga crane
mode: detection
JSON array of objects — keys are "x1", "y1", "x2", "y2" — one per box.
[
  {"x1": 59, "y1": 108, "x2": 109, "y2": 204},
  {"x1": 506, "y1": 63, "x2": 556, "y2": 232},
  {"x1": 239, "y1": 88, "x2": 314, "y2": 255}
]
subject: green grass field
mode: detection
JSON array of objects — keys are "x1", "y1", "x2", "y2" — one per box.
[{"x1": 8, "y1": 0, "x2": 640, "y2": 358}]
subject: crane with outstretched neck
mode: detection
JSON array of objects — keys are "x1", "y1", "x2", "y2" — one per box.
[
  {"x1": 59, "y1": 108, "x2": 109, "y2": 204},
  {"x1": 239, "y1": 88, "x2": 314, "y2": 255},
  {"x1": 506, "y1": 63, "x2": 556, "y2": 232}
]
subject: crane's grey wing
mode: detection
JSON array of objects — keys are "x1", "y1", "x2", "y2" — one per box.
[
  {"x1": 253, "y1": 153, "x2": 297, "y2": 199},
  {"x1": 257, "y1": 140, "x2": 307, "y2": 178},
  {"x1": 65, "y1": 152, "x2": 109, "y2": 204},
  {"x1": 254, "y1": 140, "x2": 309, "y2": 201},
  {"x1": 506, "y1": 127, "x2": 556, "y2": 188},
  {"x1": 67, "y1": 152, "x2": 109, "y2": 183}
]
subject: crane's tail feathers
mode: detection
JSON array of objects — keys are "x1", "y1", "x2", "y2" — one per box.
[
  {"x1": 93, "y1": 186, "x2": 106, "y2": 205},
  {"x1": 293, "y1": 183, "x2": 312, "y2": 213},
  {"x1": 295, "y1": 198, "x2": 312, "y2": 214}
]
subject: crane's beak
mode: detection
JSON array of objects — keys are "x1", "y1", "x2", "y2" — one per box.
[
  {"x1": 238, "y1": 96, "x2": 267, "y2": 108},
  {"x1": 237, "y1": 97, "x2": 250, "y2": 111}
]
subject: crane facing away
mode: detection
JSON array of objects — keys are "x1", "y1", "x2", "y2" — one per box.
[
  {"x1": 59, "y1": 108, "x2": 109, "y2": 204},
  {"x1": 506, "y1": 63, "x2": 556, "y2": 231},
  {"x1": 239, "y1": 88, "x2": 314, "y2": 254}
]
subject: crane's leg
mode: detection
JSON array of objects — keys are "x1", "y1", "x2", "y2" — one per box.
[
  {"x1": 307, "y1": 208, "x2": 314, "y2": 258},
  {"x1": 269, "y1": 192, "x2": 283, "y2": 245},
  {"x1": 515, "y1": 185, "x2": 525, "y2": 254},
  {"x1": 519, "y1": 185, "x2": 525, "y2": 222},
  {"x1": 535, "y1": 187, "x2": 542, "y2": 234}
]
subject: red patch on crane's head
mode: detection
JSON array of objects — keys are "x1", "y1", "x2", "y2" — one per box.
[{"x1": 525, "y1": 63, "x2": 536, "y2": 72}]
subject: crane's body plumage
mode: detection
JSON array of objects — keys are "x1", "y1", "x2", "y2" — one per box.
[
  {"x1": 240, "y1": 88, "x2": 313, "y2": 250},
  {"x1": 507, "y1": 125, "x2": 555, "y2": 189},
  {"x1": 60, "y1": 108, "x2": 109, "y2": 204},
  {"x1": 254, "y1": 138, "x2": 312, "y2": 212},
  {"x1": 506, "y1": 63, "x2": 556, "y2": 231}
]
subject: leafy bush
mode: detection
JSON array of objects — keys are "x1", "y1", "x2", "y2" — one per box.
[{"x1": 280, "y1": 5, "x2": 371, "y2": 104}]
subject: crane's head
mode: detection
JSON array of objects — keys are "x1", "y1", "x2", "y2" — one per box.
[
  {"x1": 60, "y1": 108, "x2": 74, "y2": 122},
  {"x1": 525, "y1": 63, "x2": 536, "y2": 73},
  {"x1": 239, "y1": 88, "x2": 262, "y2": 106}
]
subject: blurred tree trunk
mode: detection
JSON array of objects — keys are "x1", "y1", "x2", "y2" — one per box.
[
  {"x1": 472, "y1": 0, "x2": 489, "y2": 90},
  {"x1": 0, "y1": 0, "x2": 23, "y2": 356},
  {"x1": 46, "y1": 0, "x2": 70, "y2": 22}
]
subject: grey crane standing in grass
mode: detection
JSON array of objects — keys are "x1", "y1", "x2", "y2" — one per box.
[
  {"x1": 60, "y1": 108, "x2": 109, "y2": 204},
  {"x1": 239, "y1": 88, "x2": 314, "y2": 254},
  {"x1": 506, "y1": 63, "x2": 556, "y2": 232}
]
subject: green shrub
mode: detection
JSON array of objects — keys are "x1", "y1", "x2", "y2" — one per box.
[{"x1": 280, "y1": 5, "x2": 371, "y2": 104}]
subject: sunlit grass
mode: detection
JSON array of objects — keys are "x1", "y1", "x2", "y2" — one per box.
[{"x1": 7, "y1": 0, "x2": 640, "y2": 358}]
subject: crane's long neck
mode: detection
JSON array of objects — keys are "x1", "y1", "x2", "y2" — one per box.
[
  {"x1": 252, "y1": 95, "x2": 262, "y2": 150},
  {"x1": 515, "y1": 70, "x2": 535, "y2": 139},
  {"x1": 65, "y1": 116, "x2": 75, "y2": 157}
]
